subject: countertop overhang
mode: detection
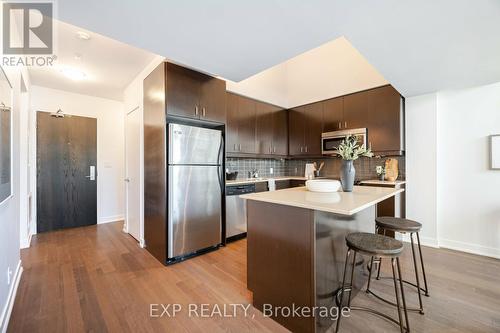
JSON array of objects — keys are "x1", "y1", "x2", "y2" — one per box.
[{"x1": 240, "y1": 186, "x2": 404, "y2": 216}]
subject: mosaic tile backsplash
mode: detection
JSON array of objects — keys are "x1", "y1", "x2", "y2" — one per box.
[{"x1": 226, "y1": 156, "x2": 405, "y2": 181}]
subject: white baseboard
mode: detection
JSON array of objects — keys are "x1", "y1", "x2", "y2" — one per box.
[
  {"x1": 0, "y1": 261, "x2": 23, "y2": 333},
  {"x1": 98, "y1": 215, "x2": 125, "y2": 224},
  {"x1": 139, "y1": 238, "x2": 145, "y2": 248},
  {"x1": 19, "y1": 233, "x2": 32, "y2": 250},
  {"x1": 439, "y1": 238, "x2": 500, "y2": 260},
  {"x1": 398, "y1": 234, "x2": 440, "y2": 248}
]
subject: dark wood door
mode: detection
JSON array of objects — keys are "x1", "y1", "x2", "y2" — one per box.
[
  {"x1": 255, "y1": 101, "x2": 274, "y2": 155},
  {"x1": 200, "y1": 76, "x2": 226, "y2": 123},
  {"x1": 303, "y1": 102, "x2": 323, "y2": 156},
  {"x1": 323, "y1": 97, "x2": 344, "y2": 132},
  {"x1": 166, "y1": 63, "x2": 201, "y2": 119},
  {"x1": 225, "y1": 93, "x2": 239, "y2": 153},
  {"x1": 272, "y1": 109, "x2": 288, "y2": 156},
  {"x1": 288, "y1": 106, "x2": 305, "y2": 156},
  {"x1": 237, "y1": 95, "x2": 256, "y2": 153},
  {"x1": 37, "y1": 112, "x2": 97, "y2": 233}
]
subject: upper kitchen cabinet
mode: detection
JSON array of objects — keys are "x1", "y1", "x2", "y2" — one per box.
[
  {"x1": 226, "y1": 92, "x2": 256, "y2": 154},
  {"x1": 272, "y1": 109, "x2": 288, "y2": 156},
  {"x1": 343, "y1": 85, "x2": 403, "y2": 154},
  {"x1": 255, "y1": 100, "x2": 274, "y2": 155},
  {"x1": 289, "y1": 102, "x2": 323, "y2": 156},
  {"x1": 288, "y1": 106, "x2": 306, "y2": 156},
  {"x1": 226, "y1": 93, "x2": 287, "y2": 157},
  {"x1": 322, "y1": 97, "x2": 344, "y2": 132},
  {"x1": 163, "y1": 62, "x2": 226, "y2": 123}
]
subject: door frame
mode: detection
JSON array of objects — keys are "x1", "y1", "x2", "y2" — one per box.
[
  {"x1": 34, "y1": 111, "x2": 98, "y2": 234},
  {"x1": 124, "y1": 106, "x2": 144, "y2": 247}
]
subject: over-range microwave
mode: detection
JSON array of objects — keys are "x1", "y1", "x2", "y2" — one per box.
[{"x1": 321, "y1": 128, "x2": 368, "y2": 155}]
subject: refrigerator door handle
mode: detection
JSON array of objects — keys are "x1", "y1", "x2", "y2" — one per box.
[{"x1": 217, "y1": 135, "x2": 224, "y2": 191}]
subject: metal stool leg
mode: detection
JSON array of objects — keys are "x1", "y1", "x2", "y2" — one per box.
[
  {"x1": 416, "y1": 232, "x2": 429, "y2": 296},
  {"x1": 335, "y1": 249, "x2": 351, "y2": 332},
  {"x1": 391, "y1": 258, "x2": 405, "y2": 333},
  {"x1": 366, "y1": 256, "x2": 375, "y2": 293},
  {"x1": 396, "y1": 257, "x2": 410, "y2": 332},
  {"x1": 410, "y1": 233, "x2": 424, "y2": 314},
  {"x1": 347, "y1": 251, "x2": 357, "y2": 307}
]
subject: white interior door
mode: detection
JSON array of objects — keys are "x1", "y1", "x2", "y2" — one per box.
[{"x1": 125, "y1": 108, "x2": 141, "y2": 241}]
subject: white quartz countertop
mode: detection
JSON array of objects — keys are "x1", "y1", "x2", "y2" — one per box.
[
  {"x1": 359, "y1": 179, "x2": 406, "y2": 186},
  {"x1": 240, "y1": 186, "x2": 404, "y2": 216},
  {"x1": 226, "y1": 176, "x2": 308, "y2": 185}
]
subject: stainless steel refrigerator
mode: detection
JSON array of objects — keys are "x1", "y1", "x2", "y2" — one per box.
[{"x1": 167, "y1": 123, "x2": 224, "y2": 260}]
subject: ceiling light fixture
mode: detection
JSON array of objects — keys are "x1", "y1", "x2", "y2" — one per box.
[
  {"x1": 60, "y1": 67, "x2": 87, "y2": 81},
  {"x1": 76, "y1": 31, "x2": 91, "y2": 40}
]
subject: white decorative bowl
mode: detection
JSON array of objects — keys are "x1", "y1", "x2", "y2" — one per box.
[{"x1": 305, "y1": 179, "x2": 341, "y2": 193}]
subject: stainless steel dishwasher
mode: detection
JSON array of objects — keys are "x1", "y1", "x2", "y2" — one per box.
[{"x1": 225, "y1": 183, "x2": 255, "y2": 242}]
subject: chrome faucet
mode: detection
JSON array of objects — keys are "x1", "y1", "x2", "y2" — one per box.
[{"x1": 248, "y1": 169, "x2": 259, "y2": 179}]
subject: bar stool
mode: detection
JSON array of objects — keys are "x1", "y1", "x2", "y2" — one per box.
[
  {"x1": 368, "y1": 217, "x2": 429, "y2": 315},
  {"x1": 336, "y1": 232, "x2": 409, "y2": 333}
]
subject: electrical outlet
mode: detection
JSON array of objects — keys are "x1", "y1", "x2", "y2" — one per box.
[
  {"x1": 7, "y1": 266, "x2": 12, "y2": 285},
  {"x1": 270, "y1": 167, "x2": 273, "y2": 175}
]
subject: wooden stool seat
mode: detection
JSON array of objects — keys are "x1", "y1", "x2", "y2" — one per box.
[
  {"x1": 346, "y1": 232, "x2": 403, "y2": 257},
  {"x1": 376, "y1": 216, "x2": 422, "y2": 233}
]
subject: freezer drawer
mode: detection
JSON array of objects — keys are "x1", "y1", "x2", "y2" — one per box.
[
  {"x1": 168, "y1": 165, "x2": 222, "y2": 258},
  {"x1": 168, "y1": 123, "x2": 222, "y2": 165}
]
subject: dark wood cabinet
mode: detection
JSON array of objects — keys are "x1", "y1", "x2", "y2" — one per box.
[
  {"x1": 289, "y1": 85, "x2": 404, "y2": 157},
  {"x1": 303, "y1": 102, "x2": 323, "y2": 156},
  {"x1": 288, "y1": 103, "x2": 323, "y2": 156},
  {"x1": 237, "y1": 96, "x2": 257, "y2": 154},
  {"x1": 200, "y1": 76, "x2": 226, "y2": 123},
  {"x1": 272, "y1": 109, "x2": 288, "y2": 156},
  {"x1": 166, "y1": 63, "x2": 201, "y2": 119},
  {"x1": 226, "y1": 93, "x2": 287, "y2": 157},
  {"x1": 343, "y1": 85, "x2": 403, "y2": 154},
  {"x1": 322, "y1": 97, "x2": 343, "y2": 132},
  {"x1": 165, "y1": 63, "x2": 226, "y2": 123},
  {"x1": 255, "y1": 101, "x2": 274, "y2": 155},
  {"x1": 288, "y1": 106, "x2": 306, "y2": 156},
  {"x1": 226, "y1": 93, "x2": 239, "y2": 153}
]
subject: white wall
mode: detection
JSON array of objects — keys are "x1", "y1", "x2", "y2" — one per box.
[
  {"x1": 405, "y1": 93, "x2": 439, "y2": 247},
  {"x1": 406, "y1": 82, "x2": 500, "y2": 258},
  {"x1": 437, "y1": 83, "x2": 500, "y2": 258},
  {"x1": 30, "y1": 86, "x2": 125, "y2": 225},
  {"x1": 226, "y1": 37, "x2": 388, "y2": 108},
  {"x1": 0, "y1": 65, "x2": 30, "y2": 333},
  {"x1": 226, "y1": 62, "x2": 289, "y2": 107},
  {"x1": 122, "y1": 55, "x2": 164, "y2": 246},
  {"x1": 285, "y1": 37, "x2": 388, "y2": 107}
]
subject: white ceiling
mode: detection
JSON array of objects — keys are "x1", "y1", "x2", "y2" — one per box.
[
  {"x1": 28, "y1": 20, "x2": 157, "y2": 101},
  {"x1": 57, "y1": 0, "x2": 500, "y2": 97}
]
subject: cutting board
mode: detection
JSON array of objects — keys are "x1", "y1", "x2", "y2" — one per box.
[{"x1": 385, "y1": 159, "x2": 399, "y2": 181}]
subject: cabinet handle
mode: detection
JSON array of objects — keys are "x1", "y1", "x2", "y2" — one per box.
[
  {"x1": 202, "y1": 107, "x2": 206, "y2": 117},
  {"x1": 300, "y1": 146, "x2": 303, "y2": 153},
  {"x1": 305, "y1": 146, "x2": 308, "y2": 153},
  {"x1": 233, "y1": 143, "x2": 236, "y2": 151},
  {"x1": 338, "y1": 122, "x2": 342, "y2": 129},
  {"x1": 273, "y1": 147, "x2": 276, "y2": 153},
  {"x1": 344, "y1": 121, "x2": 347, "y2": 128},
  {"x1": 195, "y1": 106, "x2": 199, "y2": 116},
  {"x1": 239, "y1": 144, "x2": 241, "y2": 151},
  {"x1": 269, "y1": 146, "x2": 272, "y2": 153}
]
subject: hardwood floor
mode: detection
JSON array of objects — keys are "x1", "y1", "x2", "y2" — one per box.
[{"x1": 8, "y1": 222, "x2": 500, "y2": 332}]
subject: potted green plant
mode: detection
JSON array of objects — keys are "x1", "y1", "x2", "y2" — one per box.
[
  {"x1": 376, "y1": 165, "x2": 386, "y2": 181},
  {"x1": 336, "y1": 135, "x2": 373, "y2": 191}
]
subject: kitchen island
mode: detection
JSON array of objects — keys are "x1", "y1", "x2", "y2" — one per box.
[{"x1": 241, "y1": 186, "x2": 404, "y2": 333}]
